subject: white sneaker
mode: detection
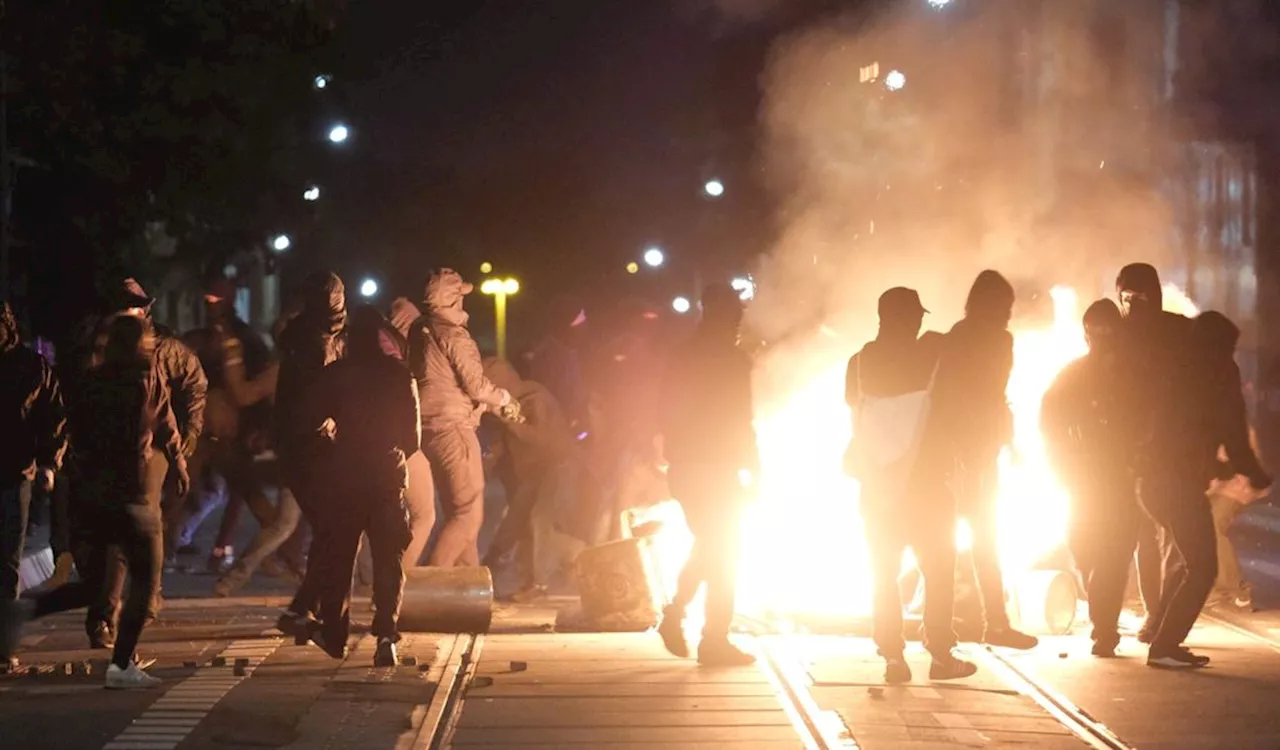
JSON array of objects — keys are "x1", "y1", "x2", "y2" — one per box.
[{"x1": 105, "y1": 662, "x2": 162, "y2": 690}]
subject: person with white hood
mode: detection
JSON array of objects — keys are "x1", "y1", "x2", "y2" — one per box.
[{"x1": 408, "y1": 269, "x2": 516, "y2": 567}]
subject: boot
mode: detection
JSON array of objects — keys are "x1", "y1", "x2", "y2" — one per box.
[
  {"x1": 657, "y1": 605, "x2": 689, "y2": 658},
  {"x1": 697, "y1": 637, "x2": 755, "y2": 667},
  {"x1": 884, "y1": 654, "x2": 912, "y2": 684}
]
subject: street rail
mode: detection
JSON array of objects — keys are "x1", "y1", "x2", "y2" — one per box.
[
  {"x1": 754, "y1": 636, "x2": 860, "y2": 750},
  {"x1": 412, "y1": 633, "x2": 484, "y2": 750},
  {"x1": 968, "y1": 644, "x2": 1136, "y2": 750}
]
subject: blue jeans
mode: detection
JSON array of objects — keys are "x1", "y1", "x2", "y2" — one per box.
[{"x1": 0, "y1": 482, "x2": 32, "y2": 601}]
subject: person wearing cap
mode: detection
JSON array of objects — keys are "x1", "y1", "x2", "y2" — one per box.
[
  {"x1": 929, "y1": 270, "x2": 1038, "y2": 651},
  {"x1": 846, "y1": 287, "x2": 976, "y2": 683},
  {"x1": 408, "y1": 269, "x2": 516, "y2": 567},
  {"x1": 654, "y1": 282, "x2": 758, "y2": 667},
  {"x1": 1041, "y1": 299, "x2": 1143, "y2": 657}
]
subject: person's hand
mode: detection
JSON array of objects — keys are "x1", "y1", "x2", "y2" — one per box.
[
  {"x1": 318, "y1": 418, "x2": 337, "y2": 440},
  {"x1": 37, "y1": 467, "x2": 55, "y2": 492},
  {"x1": 499, "y1": 399, "x2": 524, "y2": 424},
  {"x1": 173, "y1": 460, "x2": 191, "y2": 498}
]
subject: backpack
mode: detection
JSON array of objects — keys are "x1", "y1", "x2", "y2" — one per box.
[{"x1": 843, "y1": 353, "x2": 937, "y2": 497}]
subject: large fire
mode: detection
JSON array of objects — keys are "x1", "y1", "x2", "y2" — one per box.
[{"x1": 639, "y1": 283, "x2": 1200, "y2": 627}]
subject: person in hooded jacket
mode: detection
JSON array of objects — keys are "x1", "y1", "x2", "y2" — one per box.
[
  {"x1": 1117, "y1": 264, "x2": 1271, "y2": 668},
  {"x1": 847, "y1": 288, "x2": 977, "y2": 683},
  {"x1": 929, "y1": 270, "x2": 1038, "y2": 650},
  {"x1": 273, "y1": 271, "x2": 347, "y2": 639},
  {"x1": 1041, "y1": 299, "x2": 1142, "y2": 657},
  {"x1": 297, "y1": 308, "x2": 419, "y2": 666},
  {"x1": 12, "y1": 315, "x2": 190, "y2": 689},
  {"x1": 655, "y1": 283, "x2": 757, "y2": 667},
  {"x1": 481, "y1": 357, "x2": 578, "y2": 601},
  {"x1": 78, "y1": 279, "x2": 206, "y2": 650},
  {"x1": 0, "y1": 301, "x2": 68, "y2": 672},
  {"x1": 408, "y1": 269, "x2": 515, "y2": 568}
]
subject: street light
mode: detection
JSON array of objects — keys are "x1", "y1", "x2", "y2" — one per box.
[
  {"x1": 328, "y1": 124, "x2": 350, "y2": 144},
  {"x1": 731, "y1": 276, "x2": 755, "y2": 301},
  {"x1": 885, "y1": 70, "x2": 906, "y2": 91},
  {"x1": 271, "y1": 234, "x2": 292, "y2": 252},
  {"x1": 704, "y1": 179, "x2": 725, "y2": 198},
  {"x1": 303, "y1": 186, "x2": 321, "y2": 201},
  {"x1": 672, "y1": 296, "x2": 691, "y2": 314},
  {"x1": 625, "y1": 261, "x2": 639, "y2": 274},
  {"x1": 927, "y1": 0, "x2": 953, "y2": 7},
  {"x1": 314, "y1": 74, "x2": 331, "y2": 90},
  {"x1": 479, "y1": 261, "x2": 493, "y2": 274},
  {"x1": 359, "y1": 278, "x2": 379, "y2": 298},
  {"x1": 643, "y1": 247, "x2": 665, "y2": 268},
  {"x1": 480, "y1": 277, "x2": 520, "y2": 360}
]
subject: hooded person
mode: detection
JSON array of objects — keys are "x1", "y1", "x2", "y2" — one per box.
[
  {"x1": 0, "y1": 302, "x2": 68, "y2": 672},
  {"x1": 388, "y1": 298, "x2": 422, "y2": 360},
  {"x1": 654, "y1": 282, "x2": 758, "y2": 667},
  {"x1": 928, "y1": 269, "x2": 1037, "y2": 651},
  {"x1": 480, "y1": 356, "x2": 577, "y2": 600},
  {"x1": 1041, "y1": 299, "x2": 1144, "y2": 657},
  {"x1": 272, "y1": 271, "x2": 348, "y2": 639},
  {"x1": 845, "y1": 287, "x2": 976, "y2": 683},
  {"x1": 294, "y1": 303, "x2": 419, "y2": 666},
  {"x1": 408, "y1": 269, "x2": 514, "y2": 568}
]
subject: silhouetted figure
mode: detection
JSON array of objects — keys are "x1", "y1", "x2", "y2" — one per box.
[
  {"x1": 0, "y1": 301, "x2": 67, "y2": 673},
  {"x1": 1042, "y1": 299, "x2": 1139, "y2": 657},
  {"x1": 656, "y1": 283, "x2": 757, "y2": 667},
  {"x1": 931, "y1": 270, "x2": 1037, "y2": 650},
  {"x1": 408, "y1": 269, "x2": 514, "y2": 567},
  {"x1": 847, "y1": 287, "x2": 977, "y2": 683}
]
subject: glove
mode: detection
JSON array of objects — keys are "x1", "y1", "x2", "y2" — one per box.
[{"x1": 499, "y1": 399, "x2": 525, "y2": 424}]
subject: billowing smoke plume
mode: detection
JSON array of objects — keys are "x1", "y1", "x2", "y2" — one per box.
[{"x1": 746, "y1": 1, "x2": 1184, "y2": 410}]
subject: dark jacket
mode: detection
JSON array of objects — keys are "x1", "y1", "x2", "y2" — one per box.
[
  {"x1": 1191, "y1": 311, "x2": 1264, "y2": 481},
  {"x1": 0, "y1": 302, "x2": 69, "y2": 484},
  {"x1": 275, "y1": 273, "x2": 347, "y2": 478},
  {"x1": 1041, "y1": 352, "x2": 1135, "y2": 497},
  {"x1": 186, "y1": 316, "x2": 272, "y2": 442},
  {"x1": 658, "y1": 332, "x2": 757, "y2": 477},
  {"x1": 929, "y1": 318, "x2": 1014, "y2": 470},
  {"x1": 485, "y1": 358, "x2": 575, "y2": 480},
  {"x1": 1121, "y1": 310, "x2": 1201, "y2": 476},
  {"x1": 69, "y1": 361, "x2": 181, "y2": 506},
  {"x1": 846, "y1": 331, "x2": 943, "y2": 403},
  {"x1": 304, "y1": 348, "x2": 421, "y2": 496}
]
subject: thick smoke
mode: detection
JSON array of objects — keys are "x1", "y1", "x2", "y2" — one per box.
[{"x1": 747, "y1": 1, "x2": 1184, "y2": 408}]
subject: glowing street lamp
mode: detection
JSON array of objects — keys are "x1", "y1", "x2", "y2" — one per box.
[
  {"x1": 328, "y1": 124, "x2": 350, "y2": 144},
  {"x1": 303, "y1": 186, "x2": 321, "y2": 201},
  {"x1": 672, "y1": 296, "x2": 692, "y2": 314},
  {"x1": 271, "y1": 234, "x2": 292, "y2": 252},
  {"x1": 479, "y1": 261, "x2": 493, "y2": 274},
  {"x1": 730, "y1": 276, "x2": 756, "y2": 301},
  {"x1": 314, "y1": 74, "x2": 331, "y2": 90},
  {"x1": 704, "y1": 179, "x2": 725, "y2": 198},
  {"x1": 625, "y1": 261, "x2": 640, "y2": 274},
  {"x1": 927, "y1": 0, "x2": 953, "y2": 7},
  {"x1": 643, "y1": 247, "x2": 665, "y2": 268},
  {"x1": 359, "y1": 278, "x2": 379, "y2": 298},
  {"x1": 885, "y1": 70, "x2": 906, "y2": 91},
  {"x1": 480, "y1": 277, "x2": 520, "y2": 360}
]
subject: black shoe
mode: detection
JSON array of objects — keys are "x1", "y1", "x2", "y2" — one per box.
[
  {"x1": 1147, "y1": 646, "x2": 1209, "y2": 669},
  {"x1": 1136, "y1": 619, "x2": 1156, "y2": 644},
  {"x1": 88, "y1": 622, "x2": 115, "y2": 650},
  {"x1": 697, "y1": 638, "x2": 756, "y2": 667},
  {"x1": 657, "y1": 606, "x2": 689, "y2": 659},
  {"x1": 929, "y1": 651, "x2": 978, "y2": 680},
  {"x1": 305, "y1": 620, "x2": 346, "y2": 660},
  {"x1": 984, "y1": 627, "x2": 1038, "y2": 650},
  {"x1": 373, "y1": 637, "x2": 398, "y2": 668},
  {"x1": 884, "y1": 655, "x2": 912, "y2": 684},
  {"x1": 275, "y1": 611, "x2": 310, "y2": 644},
  {"x1": 1091, "y1": 641, "x2": 1118, "y2": 658}
]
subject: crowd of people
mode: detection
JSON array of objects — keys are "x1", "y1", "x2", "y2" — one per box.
[{"x1": 0, "y1": 259, "x2": 1272, "y2": 688}]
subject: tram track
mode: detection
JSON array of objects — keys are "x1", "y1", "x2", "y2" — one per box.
[
  {"x1": 754, "y1": 636, "x2": 861, "y2": 750},
  {"x1": 412, "y1": 633, "x2": 484, "y2": 750}
]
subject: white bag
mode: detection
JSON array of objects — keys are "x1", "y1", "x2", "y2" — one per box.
[{"x1": 844, "y1": 354, "x2": 936, "y2": 489}]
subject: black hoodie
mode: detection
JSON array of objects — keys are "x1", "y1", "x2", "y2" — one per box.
[
  {"x1": 0, "y1": 301, "x2": 69, "y2": 483},
  {"x1": 1191, "y1": 311, "x2": 1264, "y2": 481},
  {"x1": 275, "y1": 272, "x2": 347, "y2": 478}
]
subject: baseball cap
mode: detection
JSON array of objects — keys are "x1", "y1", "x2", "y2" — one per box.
[{"x1": 878, "y1": 287, "x2": 929, "y2": 319}]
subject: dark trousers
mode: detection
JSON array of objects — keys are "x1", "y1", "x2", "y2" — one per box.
[
  {"x1": 35, "y1": 504, "x2": 163, "y2": 669},
  {"x1": 48, "y1": 476, "x2": 71, "y2": 559},
  {"x1": 668, "y1": 468, "x2": 743, "y2": 641},
  {"x1": 424, "y1": 427, "x2": 485, "y2": 568},
  {"x1": 1068, "y1": 486, "x2": 1140, "y2": 648},
  {"x1": 1139, "y1": 475, "x2": 1217, "y2": 651},
  {"x1": 94, "y1": 454, "x2": 167, "y2": 635},
  {"x1": 957, "y1": 465, "x2": 1011, "y2": 632},
  {"x1": 309, "y1": 492, "x2": 410, "y2": 648},
  {"x1": 0, "y1": 482, "x2": 32, "y2": 601},
  {"x1": 1134, "y1": 513, "x2": 1163, "y2": 617},
  {"x1": 485, "y1": 466, "x2": 557, "y2": 588},
  {"x1": 284, "y1": 476, "x2": 323, "y2": 619},
  {"x1": 863, "y1": 488, "x2": 958, "y2": 659}
]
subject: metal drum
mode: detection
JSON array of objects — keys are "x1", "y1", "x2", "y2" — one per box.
[
  {"x1": 398, "y1": 566, "x2": 494, "y2": 633},
  {"x1": 576, "y1": 537, "x2": 663, "y2": 632},
  {"x1": 1012, "y1": 570, "x2": 1078, "y2": 636}
]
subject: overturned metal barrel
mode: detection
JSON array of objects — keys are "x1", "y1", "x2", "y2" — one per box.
[
  {"x1": 398, "y1": 566, "x2": 494, "y2": 633},
  {"x1": 1012, "y1": 570, "x2": 1078, "y2": 636}
]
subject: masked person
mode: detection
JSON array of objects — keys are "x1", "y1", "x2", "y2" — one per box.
[
  {"x1": 1042, "y1": 300, "x2": 1141, "y2": 657},
  {"x1": 1117, "y1": 264, "x2": 1270, "y2": 668},
  {"x1": 0, "y1": 301, "x2": 68, "y2": 672},
  {"x1": 273, "y1": 272, "x2": 347, "y2": 638},
  {"x1": 847, "y1": 288, "x2": 977, "y2": 683},
  {"x1": 930, "y1": 270, "x2": 1037, "y2": 650},
  {"x1": 481, "y1": 357, "x2": 578, "y2": 601},
  {"x1": 408, "y1": 269, "x2": 515, "y2": 568},
  {"x1": 80, "y1": 279, "x2": 206, "y2": 650},
  {"x1": 296, "y1": 308, "x2": 418, "y2": 666},
  {"x1": 655, "y1": 283, "x2": 757, "y2": 667},
  {"x1": 11, "y1": 316, "x2": 190, "y2": 688}
]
